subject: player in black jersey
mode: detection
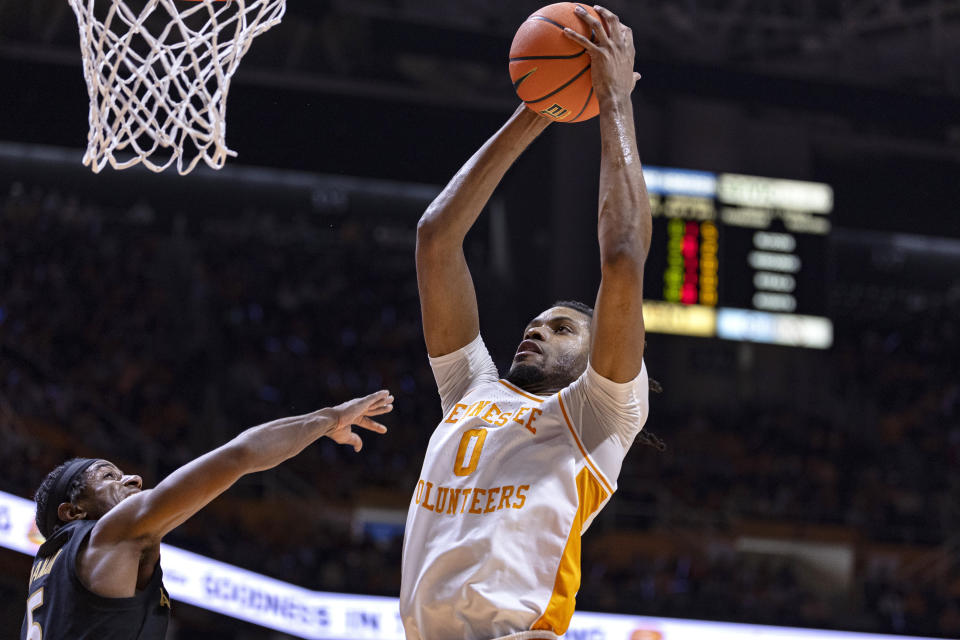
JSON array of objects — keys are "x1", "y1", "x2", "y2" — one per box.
[{"x1": 21, "y1": 389, "x2": 394, "y2": 640}]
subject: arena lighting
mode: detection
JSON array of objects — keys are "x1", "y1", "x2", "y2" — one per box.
[
  {"x1": 0, "y1": 490, "x2": 941, "y2": 640},
  {"x1": 716, "y1": 309, "x2": 833, "y2": 349},
  {"x1": 641, "y1": 301, "x2": 717, "y2": 337},
  {"x1": 643, "y1": 166, "x2": 718, "y2": 198},
  {"x1": 717, "y1": 174, "x2": 834, "y2": 213}
]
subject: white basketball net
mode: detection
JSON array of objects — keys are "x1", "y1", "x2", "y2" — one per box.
[{"x1": 68, "y1": 0, "x2": 286, "y2": 174}]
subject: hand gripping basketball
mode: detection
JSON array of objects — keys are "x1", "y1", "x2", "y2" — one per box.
[
  {"x1": 561, "y1": 5, "x2": 642, "y2": 101},
  {"x1": 509, "y1": 2, "x2": 605, "y2": 123}
]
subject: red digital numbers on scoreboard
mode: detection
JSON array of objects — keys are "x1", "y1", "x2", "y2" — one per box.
[
  {"x1": 664, "y1": 219, "x2": 718, "y2": 306},
  {"x1": 680, "y1": 221, "x2": 699, "y2": 304}
]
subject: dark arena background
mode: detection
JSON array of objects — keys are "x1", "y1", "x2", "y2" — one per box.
[{"x1": 2, "y1": 1, "x2": 960, "y2": 638}]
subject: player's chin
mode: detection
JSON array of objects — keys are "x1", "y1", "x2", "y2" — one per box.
[{"x1": 506, "y1": 361, "x2": 545, "y2": 387}]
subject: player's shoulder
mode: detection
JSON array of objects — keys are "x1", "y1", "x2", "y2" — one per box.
[
  {"x1": 26, "y1": 521, "x2": 91, "y2": 602},
  {"x1": 572, "y1": 358, "x2": 649, "y2": 394},
  {"x1": 428, "y1": 332, "x2": 491, "y2": 364},
  {"x1": 558, "y1": 360, "x2": 649, "y2": 428},
  {"x1": 38, "y1": 520, "x2": 95, "y2": 558}
]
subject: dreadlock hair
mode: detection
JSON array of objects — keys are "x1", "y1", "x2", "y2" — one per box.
[
  {"x1": 553, "y1": 300, "x2": 666, "y2": 451},
  {"x1": 639, "y1": 427, "x2": 666, "y2": 451},
  {"x1": 34, "y1": 458, "x2": 90, "y2": 539}
]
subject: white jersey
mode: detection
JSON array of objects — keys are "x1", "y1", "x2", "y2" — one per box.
[{"x1": 399, "y1": 334, "x2": 649, "y2": 640}]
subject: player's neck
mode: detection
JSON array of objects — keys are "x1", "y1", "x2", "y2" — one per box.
[
  {"x1": 522, "y1": 383, "x2": 566, "y2": 396},
  {"x1": 510, "y1": 379, "x2": 561, "y2": 395}
]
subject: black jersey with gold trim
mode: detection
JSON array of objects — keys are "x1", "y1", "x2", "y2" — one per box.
[{"x1": 20, "y1": 520, "x2": 170, "y2": 640}]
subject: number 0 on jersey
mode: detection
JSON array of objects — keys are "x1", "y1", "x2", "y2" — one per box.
[{"x1": 453, "y1": 428, "x2": 487, "y2": 477}]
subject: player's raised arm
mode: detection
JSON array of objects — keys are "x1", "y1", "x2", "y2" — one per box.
[
  {"x1": 563, "y1": 5, "x2": 650, "y2": 382},
  {"x1": 89, "y1": 390, "x2": 393, "y2": 548},
  {"x1": 416, "y1": 105, "x2": 550, "y2": 357}
]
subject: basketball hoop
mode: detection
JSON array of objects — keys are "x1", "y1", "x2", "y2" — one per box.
[{"x1": 68, "y1": 0, "x2": 286, "y2": 174}]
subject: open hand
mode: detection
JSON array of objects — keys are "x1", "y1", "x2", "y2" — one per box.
[
  {"x1": 327, "y1": 390, "x2": 394, "y2": 452},
  {"x1": 562, "y1": 5, "x2": 641, "y2": 101}
]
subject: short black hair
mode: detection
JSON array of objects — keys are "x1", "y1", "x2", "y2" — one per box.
[
  {"x1": 553, "y1": 300, "x2": 594, "y2": 318},
  {"x1": 34, "y1": 458, "x2": 90, "y2": 538}
]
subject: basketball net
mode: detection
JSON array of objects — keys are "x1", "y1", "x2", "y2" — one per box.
[{"x1": 68, "y1": 0, "x2": 285, "y2": 174}]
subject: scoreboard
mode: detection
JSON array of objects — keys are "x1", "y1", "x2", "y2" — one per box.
[{"x1": 641, "y1": 166, "x2": 833, "y2": 349}]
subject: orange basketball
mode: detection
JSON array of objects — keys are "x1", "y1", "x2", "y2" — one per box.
[{"x1": 509, "y1": 2, "x2": 601, "y2": 123}]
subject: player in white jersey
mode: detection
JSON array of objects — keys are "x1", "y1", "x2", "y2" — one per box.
[{"x1": 400, "y1": 6, "x2": 661, "y2": 640}]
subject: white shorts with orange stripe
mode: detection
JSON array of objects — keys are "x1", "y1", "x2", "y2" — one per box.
[{"x1": 399, "y1": 334, "x2": 649, "y2": 640}]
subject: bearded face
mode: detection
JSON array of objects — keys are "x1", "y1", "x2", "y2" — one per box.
[{"x1": 505, "y1": 306, "x2": 592, "y2": 394}]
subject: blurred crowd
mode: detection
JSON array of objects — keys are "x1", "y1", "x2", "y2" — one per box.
[
  {"x1": 1, "y1": 180, "x2": 957, "y2": 637},
  {"x1": 582, "y1": 282, "x2": 959, "y2": 636}
]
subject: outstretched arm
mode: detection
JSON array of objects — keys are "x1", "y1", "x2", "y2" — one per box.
[
  {"x1": 417, "y1": 105, "x2": 550, "y2": 357},
  {"x1": 91, "y1": 390, "x2": 393, "y2": 548},
  {"x1": 564, "y1": 5, "x2": 651, "y2": 382}
]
